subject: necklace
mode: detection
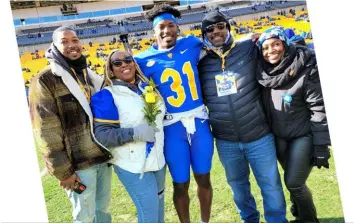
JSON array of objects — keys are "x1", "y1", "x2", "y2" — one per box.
[{"x1": 71, "y1": 68, "x2": 91, "y2": 103}]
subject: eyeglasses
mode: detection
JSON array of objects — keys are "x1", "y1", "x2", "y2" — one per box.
[
  {"x1": 204, "y1": 22, "x2": 227, "y2": 33},
  {"x1": 111, "y1": 56, "x2": 134, "y2": 67}
]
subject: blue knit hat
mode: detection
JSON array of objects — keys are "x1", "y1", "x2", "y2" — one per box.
[{"x1": 257, "y1": 26, "x2": 290, "y2": 52}]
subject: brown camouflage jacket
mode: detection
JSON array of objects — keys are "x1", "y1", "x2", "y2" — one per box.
[{"x1": 29, "y1": 57, "x2": 112, "y2": 181}]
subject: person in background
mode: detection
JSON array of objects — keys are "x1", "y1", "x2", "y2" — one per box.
[
  {"x1": 284, "y1": 28, "x2": 307, "y2": 46},
  {"x1": 25, "y1": 81, "x2": 30, "y2": 104},
  {"x1": 257, "y1": 27, "x2": 331, "y2": 223},
  {"x1": 284, "y1": 28, "x2": 315, "y2": 49}
]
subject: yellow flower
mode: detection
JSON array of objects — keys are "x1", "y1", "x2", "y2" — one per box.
[
  {"x1": 141, "y1": 78, "x2": 161, "y2": 126},
  {"x1": 145, "y1": 92, "x2": 156, "y2": 104},
  {"x1": 144, "y1": 86, "x2": 153, "y2": 93}
]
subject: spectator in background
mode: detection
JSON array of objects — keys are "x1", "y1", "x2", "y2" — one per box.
[
  {"x1": 284, "y1": 28, "x2": 307, "y2": 46},
  {"x1": 25, "y1": 81, "x2": 30, "y2": 104},
  {"x1": 284, "y1": 28, "x2": 314, "y2": 49},
  {"x1": 307, "y1": 30, "x2": 313, "y2": 39}
]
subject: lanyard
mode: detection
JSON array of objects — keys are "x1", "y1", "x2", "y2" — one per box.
[
  {"x1": 71, "y1": 68, "x2": 92, "y2": 103},
  {"x1": 209, "y1": 41, "x2": 237, "y2": 72}
]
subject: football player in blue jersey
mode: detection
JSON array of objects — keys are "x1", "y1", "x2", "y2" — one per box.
[{"x1": 134, "y1": 4, "x2": 214, "y2": 223}]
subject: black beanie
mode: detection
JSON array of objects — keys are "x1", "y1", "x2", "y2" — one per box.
[{"x1": 201, "y1": 10, "x2": 231, "y2": 39}]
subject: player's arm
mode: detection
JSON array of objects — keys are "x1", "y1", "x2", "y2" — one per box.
[
  {"x1": 235, "y1": 32, "x2": 260, "y2": 43},
  {"x1": 185, "y1": 35, "x2": 208, "y2": 63},
  {"x1": 197, "y1": 32, "x2": 259, "y2": 62}
]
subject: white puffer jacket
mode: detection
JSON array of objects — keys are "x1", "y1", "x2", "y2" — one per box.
[{"x1": 105, "y1": 85, "x2": 166, "y2": 173}]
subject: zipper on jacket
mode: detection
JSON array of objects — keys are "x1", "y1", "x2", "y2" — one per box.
[
  {"x1": 228, "y1": 95, "x2": 240, "y2": 141},
  {"x1": 210, "y1": 48, "x2": 241, "y2": 141}
]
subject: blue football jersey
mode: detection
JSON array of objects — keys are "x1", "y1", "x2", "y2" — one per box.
[{"x1": 135, "y1": 35, "x2": 204, "y2": 113}]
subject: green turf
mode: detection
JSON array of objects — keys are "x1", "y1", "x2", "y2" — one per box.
[{"x1": 38, "y1": 146, "x2": 344, "y2": 223}]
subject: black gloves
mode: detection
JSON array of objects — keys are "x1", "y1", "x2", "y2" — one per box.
[{"x1": 313, "y1": 145, "x2": 331, "y2": 169}]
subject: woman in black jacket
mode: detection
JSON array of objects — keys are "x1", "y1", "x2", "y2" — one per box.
[{"x1": 256, "y1": 27, "x2": 331, "y2": 223}]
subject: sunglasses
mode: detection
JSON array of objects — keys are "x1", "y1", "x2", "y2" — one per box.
[
  {"x1": 111, "y1": 56, "x2": 134, "y2": 67},
  {"x1": 204, "y1": 22, "x2": 227, "y2": 33}
]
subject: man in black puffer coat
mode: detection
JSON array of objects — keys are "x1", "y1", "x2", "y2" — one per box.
[{"x1": 198, "y1": 11, "x2": 288, "y2": 223}]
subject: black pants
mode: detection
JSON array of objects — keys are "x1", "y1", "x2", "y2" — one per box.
[{"x1": 276, "y1": 135, "x2": 319, "y2": 223}]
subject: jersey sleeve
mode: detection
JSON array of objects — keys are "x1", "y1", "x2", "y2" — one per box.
[
  {"x1": 91, "y1": 89, "x2": 119, "y2": 124},
  {"x1": 185, "y1": 35, "x2": 204, "y2": 64},
  {"x1": 134, "y1": 51, "x2": 153, "y2": 79}
]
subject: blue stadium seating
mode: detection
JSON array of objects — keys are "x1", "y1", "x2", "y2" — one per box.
[
  {"x1": 25, "y1": 18, "x2": 40, "y2": 25},
  {"x1": 77, "y1": 12, "x2": 93, "y2": 19},
  {"x1": 92, "y1": 10, "x2": 110, "y2": 17},
  {"x1": 14, "y1": 6, "x2": 143, "y2": 26},
  {"x1": 126, "y1": 6, "x2": 142, "y2": 13},
  {"x1": 110, "y1": 8, "x2": 126, "y2": 15},
  {"x1": 40, "y1": 16, "x2": 58, "y2": 23},
  {"x1": 16, "y1": 1, "x2": 306, "y2": 46},
  {"x1": 180, "y1": 0, "x2": 208, "y2": 6}
]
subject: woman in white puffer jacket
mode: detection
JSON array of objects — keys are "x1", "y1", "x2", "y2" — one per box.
[{"x1": 90, "y1": 50, "x2": 166, "y2": 223}]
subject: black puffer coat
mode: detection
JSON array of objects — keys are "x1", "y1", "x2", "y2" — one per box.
[
  {"x1": 257, "y1": 44, "x2": 331, "y2": 146},
  {"x1": 198, "y1": 38, "x2": 270, "y2": 142}
]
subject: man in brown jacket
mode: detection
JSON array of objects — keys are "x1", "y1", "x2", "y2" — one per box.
[{"x1": 29, "y1": 26, "x2": 113, "y2": 223}]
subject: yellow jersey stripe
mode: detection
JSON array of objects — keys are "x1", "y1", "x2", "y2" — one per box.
[{"x1": 93, "y1": 118, "x2": 120, "y2": 124}]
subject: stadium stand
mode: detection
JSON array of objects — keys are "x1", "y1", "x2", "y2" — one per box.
[
  {"x1": 15, "y1": 1, "x2": 306, "y2": 46},
  {"x1": 16, "y1": 1, "x2": 311, "y2": 85}
]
